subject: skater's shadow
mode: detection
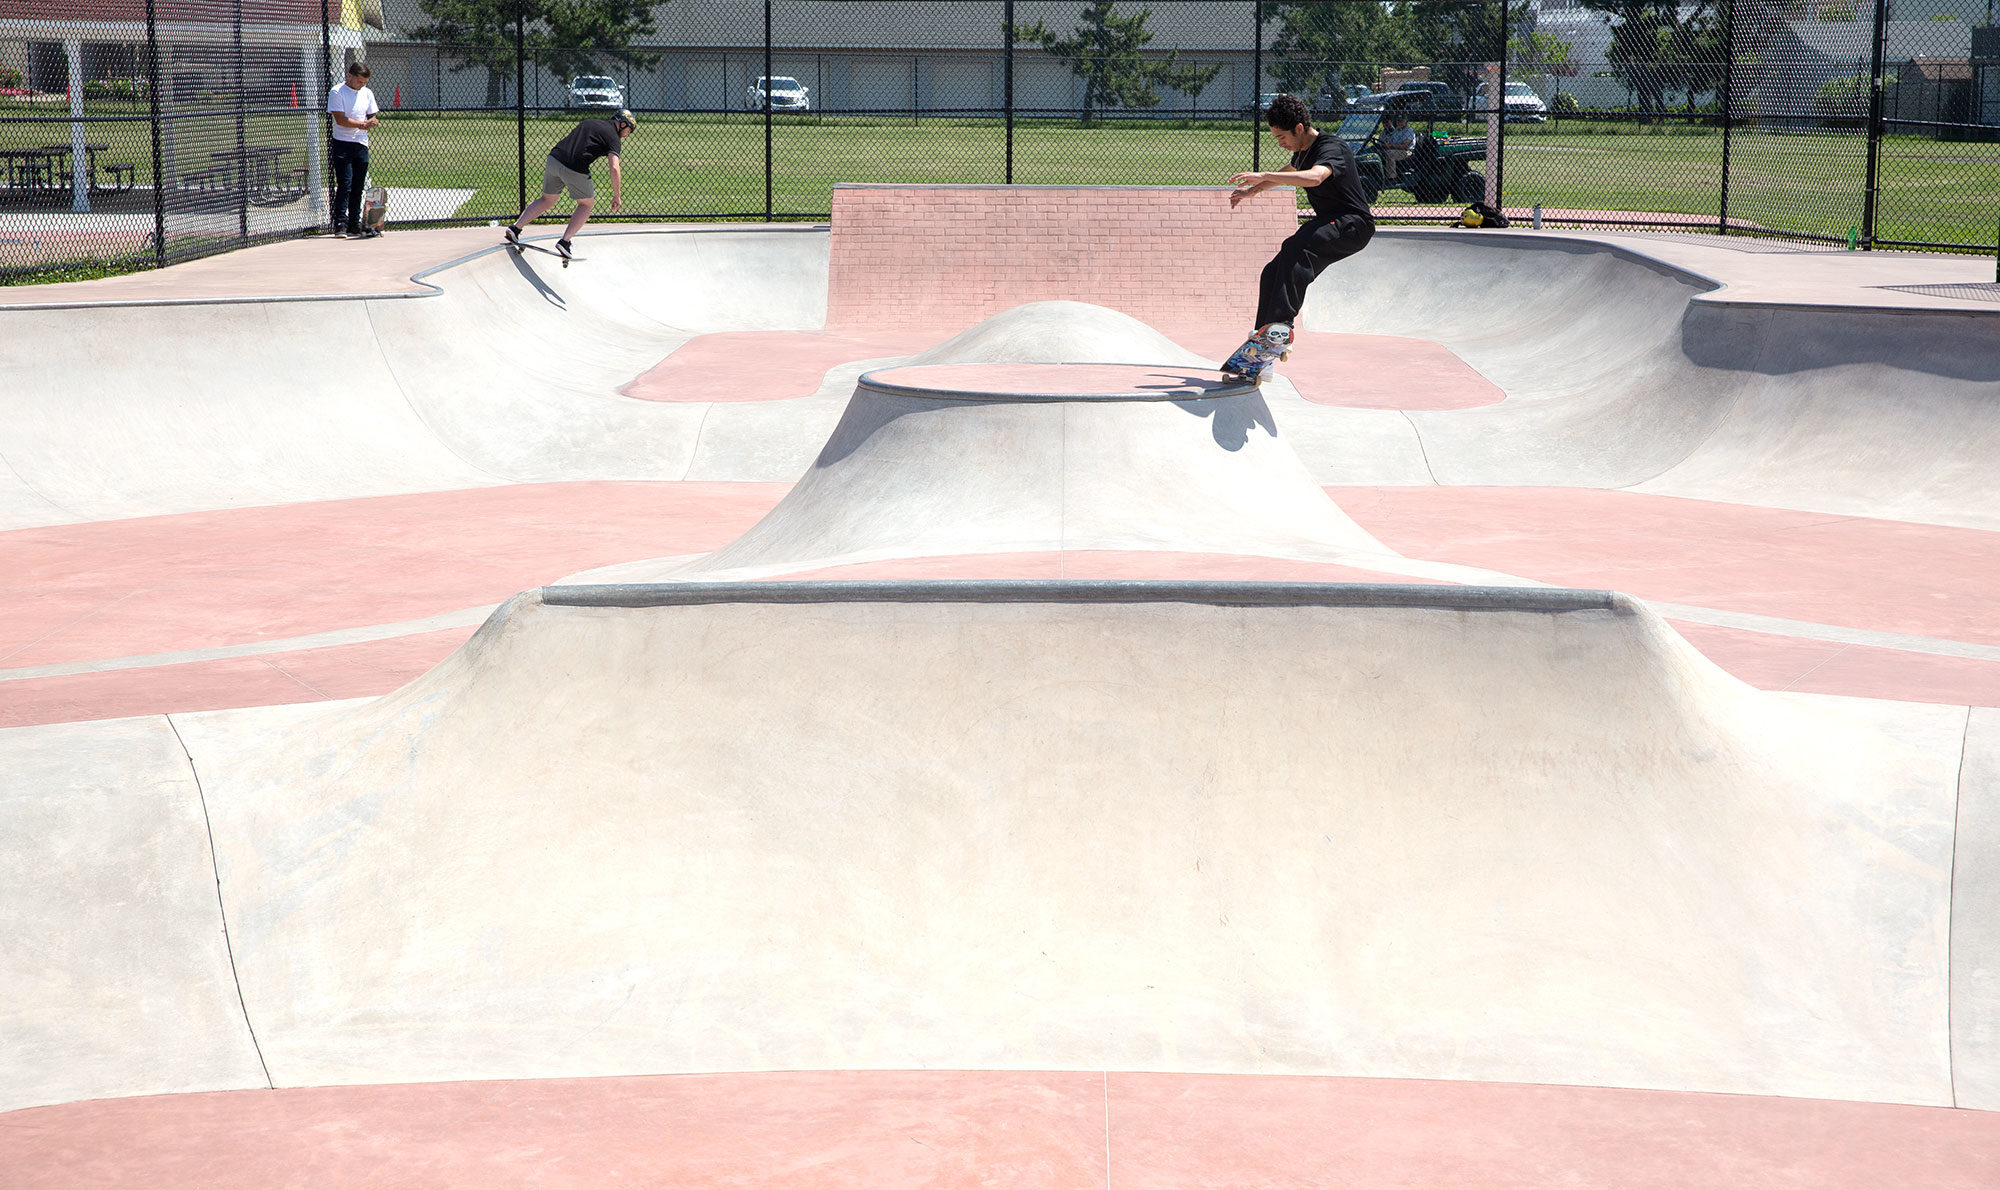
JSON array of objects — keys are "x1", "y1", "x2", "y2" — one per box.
[
  {"x1": 1177, "y1": 389, "x2": 1278, "y2": 451},
  {"x1": 504, "y1": 247, "x2": 568, "y2": 308}
]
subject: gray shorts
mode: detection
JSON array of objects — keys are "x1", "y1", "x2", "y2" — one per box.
[{"x1": 540, "y1": 155, "x2": 594, "y2": 200}]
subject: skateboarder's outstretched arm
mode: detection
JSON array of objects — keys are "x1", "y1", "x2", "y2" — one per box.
[{"x1": 1229, "y1": 163, "x2": 1331, "y2": 207}]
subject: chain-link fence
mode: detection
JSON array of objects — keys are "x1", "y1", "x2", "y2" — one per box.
[{"x1": 7, "y1": 0, "x2": 1999, "y2": 281}]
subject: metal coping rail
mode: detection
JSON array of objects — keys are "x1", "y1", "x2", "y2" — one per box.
[{"x1": 541, "y1": 580, "x2": 1628, "y2": 614}]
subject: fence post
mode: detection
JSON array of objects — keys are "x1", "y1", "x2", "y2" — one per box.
[
  {"x1": 320, "y1": 0, "x2": 334, "y2": 228},
  {"x1": 1495, "y1": 0, "x2": 1509, "y2": 204},
  {"x1": 1719, "y1": 0, "x2": 1733, "y2": 234},
  {"x1": 1860, "y1": 0, "x2": 1888, "y2": 249},
  {"x1": 515, "y1": 2, "x2": 527, "y2": 214},
  {"x1": 145, "y1": 0, "x2": 166, "y2": 267},
  {"x1": 765, "y1": 0, "x2": 773, "y2": 222},
  {"x1": 1004, "y1": 0, "x2": 1014, "y2": 184},
  {"x1": 231, "y1": 0, "x2": 248, "y2": 242},
  {"x1": 1251, "y1": 0, "x2": 1261, "y2": 171}
]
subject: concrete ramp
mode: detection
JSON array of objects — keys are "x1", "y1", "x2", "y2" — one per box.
[
  {"x1": 1317, "y1": 233, "x2": 2000, "y2": 528},
  {"x1": 155, "y1": 583, "x2": 1963, "y2": 1104},
  {"x1": 678, "y1": 359, "x2": 1398, "y2": 578}
]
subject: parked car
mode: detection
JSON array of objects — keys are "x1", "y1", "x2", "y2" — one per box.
[
  {"x1": 1344, "y1": 83, "x2": 1373, "y2": 104},
  {"x1": 1244, "y1": 90, "x2": 1344, "y2": 119},
  {"x1": 1389, "y1": 80, "x2": 1467, "y2": 116},
  {"x1": 567, "y1": 75, "x2": 624, "y2": 110},
  {"x1": 1352, "y1": 90, "x2": 1464, "y2": 122},
  {"x1": 1474, "y1": 81, "x2": 1550, "y2": 123},
  {"x1": 1244, "y1": 91, "x2": 1285, "y2": 118},
  {"x1": 747, "y1": 76, "x2": 810, "y2": 112}
]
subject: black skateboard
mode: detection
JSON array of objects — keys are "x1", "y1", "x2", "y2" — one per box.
[{"x1": 508, "y1": 240, "x2": 583, "y2": 267}]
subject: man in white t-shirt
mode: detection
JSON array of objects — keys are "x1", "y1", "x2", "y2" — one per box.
[{"x1": 327, "y1": 62, "x2": 381, "y2": 238}]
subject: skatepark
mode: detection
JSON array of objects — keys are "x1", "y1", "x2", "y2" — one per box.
[{"x1": 5, "y1": 184, "x2": 2000, "y2": 1185}]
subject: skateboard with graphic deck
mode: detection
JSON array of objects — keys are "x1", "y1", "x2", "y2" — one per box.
[
  {"x1": 1220, "y1": 322, "x2": 1293, "y2": 384},
  {"x1": 508, "y1": 240, "x2": 584, "y2": 268}
]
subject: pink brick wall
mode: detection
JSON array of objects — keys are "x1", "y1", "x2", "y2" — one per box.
[{"x1": 826, "y1": 185, "x2": 1299, "y2": 333}]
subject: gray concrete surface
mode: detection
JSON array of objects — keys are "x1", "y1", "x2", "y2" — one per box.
[
  {"x1": 129, "y1": 587, "x2": 1960, "y2": 1103},
  {"x1": 0, "y1": 717, "x2": 268, "y2": 1111},
  {"x1": 1953, "y1": 706, "x2": 2000, "y2": 1110},
  {"x1": 3, "y1": 227, "x2": 1998, "y2": 531}
]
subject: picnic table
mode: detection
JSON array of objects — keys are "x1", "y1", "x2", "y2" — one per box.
[
  {"x1": 189, "y1": 145, "x2": 303, "y2": 205},
  {"x1": 0, "y1": 144, "x2": 136, "y2": 199}
]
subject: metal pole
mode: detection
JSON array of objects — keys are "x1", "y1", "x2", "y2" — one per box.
[
  {"x1": 232, "y1": 0, "x2": 248, "y2": 242},
  {"x1": 1005, "y1": 0, "x2": 1014, "y2": 184},
  {"x1": 320, "y1": 0, "x2": 334, "y2": 227},
  {"x1": 145, "y1": 0, "x2": 166, "y2": 267},
  {"x1": 1496, "y1": 0, "x2": 1509, "y2": 201},
  {"x1": 764, "y1": 0, "x2": 773, "y2": 221},
  {"x1": 1252, "y1": 0, "x2": 1262, "y2": 171},
  {"x1": 1719, "y1": 0, "x2": 1733, "y2": 233},
  {"x1": 515, "y1": 1, "x2": 527, "y2": 213},
  {"x1": 1860, "y1": 0, "x2": 1888, "y2": 249}
]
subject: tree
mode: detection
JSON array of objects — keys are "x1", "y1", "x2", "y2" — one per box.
[
  {"x1": 411, "y1": 0, "x2": 659, "y2": 108},
  {"x1": 1013, "y1": 0, "x2": 1212, "y2": 124},
  {"x1": 1580, "y1": 0, "x2": 1725, "y2": 116},
  {"x1": 1264, "y1": 1, "x2": 1420, "y2": 101}
]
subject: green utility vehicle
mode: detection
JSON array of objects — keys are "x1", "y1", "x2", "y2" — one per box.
[{"x1": 1334, "y1": 110, "x2": 1488, "y2": 206}]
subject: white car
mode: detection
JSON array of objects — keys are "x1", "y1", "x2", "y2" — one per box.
[
  {"x1": 1475, "y1": 81, "x2": 1549, "y2": 123},
  {"x1": 567, "y1": 75, "x2": 624, "y2": 110},
  {"x1": 748, "y1": 76, "x2": 810, "y2": 112}
]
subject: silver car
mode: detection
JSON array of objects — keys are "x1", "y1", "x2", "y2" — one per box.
[
  {"x1": 568, "y1": 75, "x2": 624, "y2": 110},
  {"x1": 747, "y1": 76, "x2": 810, "y2": 112}
]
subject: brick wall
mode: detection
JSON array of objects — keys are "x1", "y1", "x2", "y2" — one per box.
[{"x1": 826, "y1": 184, "x2": 1299, "y2": 333}]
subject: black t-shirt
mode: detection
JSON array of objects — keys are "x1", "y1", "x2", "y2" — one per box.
[
  {"x1": 550, "y1": 119, "x2": 622, "y2": 172},
  {"x1": 1291, "y1": 131, "x2": 1373, "y2": 221}
]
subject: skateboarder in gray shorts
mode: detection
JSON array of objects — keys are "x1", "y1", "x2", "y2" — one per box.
[{"x1": 503, "y1": 109, "x2": 634, "y2": 261}]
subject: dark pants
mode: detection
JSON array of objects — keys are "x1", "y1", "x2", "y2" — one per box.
[
  {"x1": 1254, "y1": 213, "x2": 1374, "y2": 328},
  {"x1": 330, "y1": 139, "x2": 369, "y2": 232}
]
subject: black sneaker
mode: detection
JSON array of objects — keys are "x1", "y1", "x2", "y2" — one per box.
[
  {"x1": 503, "y1": 224, "x2": 520, "y2": 245},
  {"x1": 556, "y1": 239, "x2": 573, "y2": 260}
]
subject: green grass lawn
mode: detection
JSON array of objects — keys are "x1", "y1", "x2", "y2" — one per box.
[{"x1": 7, "y1": 104, "x2": 1998, "y2": 282}]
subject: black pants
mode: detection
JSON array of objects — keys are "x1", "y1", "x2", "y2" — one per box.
[
  {"x1": 330, "y1": 139, "x2": 369, "y2": 232},
  {"x1": 1254, "y1": 213, "x2": 1374, "y2": 328}
]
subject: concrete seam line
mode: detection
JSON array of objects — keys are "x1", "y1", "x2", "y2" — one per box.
[
  {"x1": 362, "y1": 298, "x2": 516, "y2": 485},
  {"x1": 1949, "y1": 705, "x2": 1974, "y2": 1110},
  {"x1": 165, "y1": 714, "x2": 273, "y2": 1091},
  {"x1": 0, "y1": 605, "x2": 500, "y2": 682},
  {"x1": 539, "y1": 580, "x2": 1626, "y2": 614},
  {"x1": 1400, "y1": 409, "x2": 1442, "y2": 486},
  {"x1": 1655, "y1": 603, "x2": 2000, "y2": 663}
]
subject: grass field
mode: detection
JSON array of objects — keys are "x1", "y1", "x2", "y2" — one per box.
[{"x1": 6, "y1": 104, "x2": 1998, "y2": 281}]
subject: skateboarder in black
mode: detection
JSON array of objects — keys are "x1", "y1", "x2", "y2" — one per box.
[
  {"x1": 1222, "y1": 93, "x2": 1376, "y2": 382},
  {"x1": 503, "y1": 109, "x2": 635, "y2": 261}
]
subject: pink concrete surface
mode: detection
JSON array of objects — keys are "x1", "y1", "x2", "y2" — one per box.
[
  {"x1": 6, "y1": 1071, "x2": 1996, "y2": 1190},
  {"x1": 621, "y1": 328, "x2": 942, "y2": 403},
  {"x1": 0, "y1": 627, "x2": 474, "y2": 729},
  {"x1": 0, "y1": 226, "x2": 503, "y2": 306},
  {"x1": 825, "y1": 185, "x2": 1296, "y2": 333},
  {"x1": 8, "y1": 483, "x2": 2000, "y2": 728},
  {"x1": 865, "y1": 362, "x2": 1240, "y2": 398},
  {"x1": 624, "y1": 325, "x2": 1501, "y2": 410},
  {"x1": 0, "y1": 481, "x2": 782, "y2": 670},
  {"x1": 1333, "y1": 485, "x2": 2000, "y2": 647}
]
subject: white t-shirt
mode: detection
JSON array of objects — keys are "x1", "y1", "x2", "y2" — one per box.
[{"x1": 328, "y1": 83, "x2": 379, "y2": 146}]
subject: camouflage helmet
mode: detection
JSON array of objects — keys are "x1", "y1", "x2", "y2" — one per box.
[{"x1": 613, "y1": 108, "x2": 637, "y2": 132}]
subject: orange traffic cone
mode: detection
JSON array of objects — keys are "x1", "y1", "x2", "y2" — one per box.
[
  {"x1": 393, "y1": 85, "x2": 400, "y2": 108},
  {"x1": 290, "y1": 82, "x2": 298, "y2": 107}
]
